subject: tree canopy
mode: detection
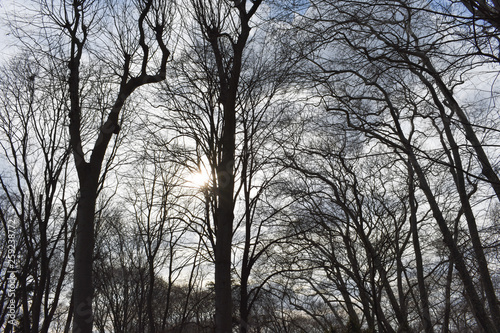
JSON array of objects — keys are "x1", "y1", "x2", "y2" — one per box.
[{"x1": 1, "y1": 1, "x2": 499, "y2": 332}]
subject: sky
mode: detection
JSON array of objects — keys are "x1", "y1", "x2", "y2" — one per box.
[{"x1": 0, "y1": 0, "x2": 21, "y2": 62}]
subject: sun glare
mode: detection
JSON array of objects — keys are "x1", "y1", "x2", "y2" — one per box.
[{"x1": 187, "y1": 168, "x2": 211, "y2": 188}]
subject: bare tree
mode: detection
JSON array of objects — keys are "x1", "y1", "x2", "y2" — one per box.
[
  {"x1": 453, "y1": 0, "x2": 500, "y2": 62},
  {"x1": 165, "y1": 1, "x2": 262, "y2": 331},
  {"x1": 274, "y1": 0, "x2": 500, "y2": 331},
  {"x1": 125, "y1": 153, "x2": 194, "y2": 333},
  {"x1": 0, "y1": 55, "x2": 77, "y2": 333},
  {"x1": 92, "y1": 203, "x2": 214, "y2": 333},
  {"x1": 155, "y1": 7, "x2": 306, "y2": 331},
  {"x1": 11, "y1": 1, "x2": 175, "y2": 331}
]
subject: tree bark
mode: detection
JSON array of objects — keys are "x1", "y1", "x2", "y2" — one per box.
[
  {"x1": 73, "y1": 177, "x2": 99, "y2": 333},
  {"x1": 214, "y1": 98, "x2": 236, "y2": 333},
  {"x1": 408, "y1": 162, "x2": 434, "y2": 333}
]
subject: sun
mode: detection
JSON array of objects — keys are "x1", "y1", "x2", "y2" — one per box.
[{"x1": 187, "y1": 168, "x2": 211, "y2": 188}]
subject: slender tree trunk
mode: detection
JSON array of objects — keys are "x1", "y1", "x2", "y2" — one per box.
[
  {"x1": 369, "y1": 260, "x2": 395, "y2": 333},
  {"x1": 408, "y1": 142, "x2": 495, "y2": 332},
  {"x1": 147, "y1": 259, "x2": 156, "y2": 333},
  {"x1": 439, "y1": 115, "x2": 500, "y2": 329},
  {"x1": 423, "y1": 58, "x2": 500, "y2": 203},
  {"x1": 334, "y1": 266, "x2": 361, "y2": 331},
  {"x1": 408, "y1": 162, "x2": 434, "y2": 333},
  {"x1": 414, "y1": 69, "x2": 500, "y2": 328},
  {"x1": 361, "y1": 231, "x2": 409, "y2": 330},
  {"x1": 390, "y1": 116, "x2": 497, "y2": 332},
  {"x1": 342, "y1": 231, "x2": 375, "y2": 331},
  {"x1": 442, "y1": 212, "x2": 461, "y2": 333},
  {"x1": 343, "y1": 181, "x2": 409, "y2": 331},
  {"x1": 31, "y1": 220, "x2": 47, "y2": 333},
  {"x1": 240, "y1": 131, "x2": 252, "y2": 333},
  {"x1": 349, "y1": 77, "x2": 500, "y2": 332},
  {"x1": 64, "y1": 293, "x2": 74, "y2": 333}
]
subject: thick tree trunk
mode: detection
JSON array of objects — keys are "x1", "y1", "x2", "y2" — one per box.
[
  {"x1": 61, "y1": 1, "x2": 169, "y2": 332},
  {"x1": 239, "y1": 277, "x2": 249, "y2": 333},
  {"x1": 214, "y1": 205, "x2": 234, "y2": 333},
  {"x1": 215, "y1": 120, "x2": 236, "y2": 333},
  {"x1": 73, "y1": 177, "x2": 98, "y2": 333}
]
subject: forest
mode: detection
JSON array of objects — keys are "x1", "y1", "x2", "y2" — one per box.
[{"x1": 0, "y1": 0, "x2": 499, "y2": 332}]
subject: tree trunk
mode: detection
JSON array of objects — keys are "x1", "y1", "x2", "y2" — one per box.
[
  {"x1": 239, "y1": 277, "x2": 249, "y2": 333},
  {"x1": 147, "y1": 259, "x2": 156, "y2": 333},
  {"x1": 393, "y1": 121, "x2": 496, "y2": 332},
  {"x1": 73, "y1": 176, "x2": 98, "y2": 333},
  {"x1": 214, "y1": 119, "x2": 236, "y2": 332},
  {"x1": 408, "y1": 162, "x2": 434, "y2": 333},
  {"x1": 193, "y1": 3, "x2": 261, "y2": 330},
  {"x1": 414, "y1": 68, "x2": 500, "y2": 328}
]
